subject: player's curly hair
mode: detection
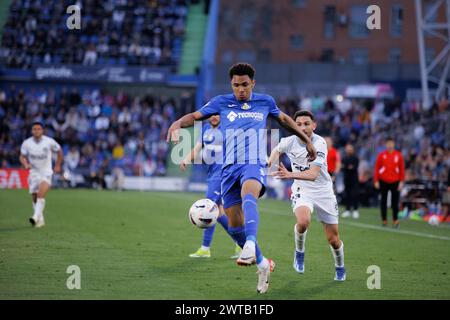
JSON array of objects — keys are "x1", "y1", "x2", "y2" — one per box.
[{"x1": 229, "y1": 63, "x2": 255, "y2": 79}]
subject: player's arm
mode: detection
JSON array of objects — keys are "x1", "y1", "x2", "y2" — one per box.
[
  {"x1": 274, "y1": 112, "x2": 317, "y2": 161},
  {"x1": 19, "y1": 154, "x2": 31, "y2": 169},
  {"x1": 166, "y1": 111, "x2": 206, "y2": 144},
  {"x1": 180, "y1": 141, "x2": 202, "y2": 171},
  {"x1": 54, "y1": 148, "x2": 63, "y2": 174},
  {"x1": 272, "y1": 162, "x2": 320, "y2": 181}
]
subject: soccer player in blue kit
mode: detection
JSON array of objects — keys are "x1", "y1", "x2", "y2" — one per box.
[
  {"x1": 180, "y1": 115, "x2": 241, "y2": 259},
  {"x1": 167, "y1": 63, "x2": 316, "y2": 293}
]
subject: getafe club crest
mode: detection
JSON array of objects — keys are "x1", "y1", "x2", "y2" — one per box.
[{"x1": 241, "y1": 103, "x2": 251, "y2": 110}]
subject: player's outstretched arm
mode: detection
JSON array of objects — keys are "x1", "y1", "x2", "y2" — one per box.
[
  {"x1": 275, "y1": 112, "x2": 317, "y2": 161},
  {"x1": 166, "y1": 111, "x2": 205, "y2": 144},
  {"x1": 271, "y1": 162, "x2": 320, "y2": 181},
  {"x1": 54, "y1": 149, "x2": 63, "y2": 174},
  {"x1": 180, "y1": 141, "x2": 202, "y2": 171}
]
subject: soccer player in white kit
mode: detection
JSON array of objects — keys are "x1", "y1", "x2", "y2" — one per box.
[
  {"x1": 268, "y1": 110, "x2": 346, "y2": 281},
  {"x1": 19, "y1": 121, "x2": 63, "y2": 228}
]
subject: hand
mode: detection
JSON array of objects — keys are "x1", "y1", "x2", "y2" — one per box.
[
  {"x1": 374, "y1": 181, "x2": 380, "y2": 189},
  {"x1": 269, "y1": 162, "x2": 292, "y2": 180},
  {"x1": 398, "y1": 181, "x2": 404, "y2": 191},
  {"x1": 166, "y1": 121, "x2": 181, "y2": 144},
  {"x1": 306, "y1": 142, "x2": 317, "y2": 162},
  {"x1": 54, "y1": 164, "x2": 62, "y2": 174},
  {"x1": 179, "y1": 159, "x2": 188, "y2": 172}
]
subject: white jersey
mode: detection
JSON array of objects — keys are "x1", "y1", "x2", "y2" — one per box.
[
  {"x1": 274, "y1": 133, "x2": 334, "y2": 196},
  {"x1": 20, "y1": 135, "x2": 61, "y2": 176}
]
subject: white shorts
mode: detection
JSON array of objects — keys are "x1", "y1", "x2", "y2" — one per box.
[
  {"x1": 28, "y1": 173, "x2": 52, "y2": 194},
  {"x1": 291, "y1": 191, "x2": 339, "y2": 225}
]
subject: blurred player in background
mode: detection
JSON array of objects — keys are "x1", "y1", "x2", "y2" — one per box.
[
  {"x1": 325, "y1": 137, "x2": 341, "y2": 180},
  {"x1": 19, "y1": 121, "x2": 63, "y2": 228},
  {"x1": 167, "y1": 63, "x2": 316, "y2": 293},
  {"x1": 180, "y1": 115, "x2": 241, "y2": 259},
  {"x1": 341, "y1": 143, "x2": 360, "y2": 219},
  {"x1": 269, "y1": 110, "x2": 346, "y2": 281},
  {"x1": 374, "y1": 137, "x2": 405, "y2": 228}
]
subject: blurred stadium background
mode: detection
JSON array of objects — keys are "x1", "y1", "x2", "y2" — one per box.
[
  {"x1": 0, "y1": 0, "x2": 449, "y2": 299},
  {"x1": 1, "y1": 0, "x2": 448, "y2": 222}
]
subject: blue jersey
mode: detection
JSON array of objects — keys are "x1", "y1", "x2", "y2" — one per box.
[
  {"x1": 200, "y1": 123, "x2": 223, "y2": 181},
  {"x1": 198, "y1": 93, "x2": 281, "y2": 166}
]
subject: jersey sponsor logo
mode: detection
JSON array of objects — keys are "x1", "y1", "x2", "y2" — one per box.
[
  {"x1": 241, "y1": 103, "x2": 251, "y2": 110},
  {"x1": 226, "y1": 111, "x2": 264, "y2": 122},
  {"x1": 227, "y1": 111, "x2": 238, "y2": 122},
  {"x1": 29, "y1": 153, "x2": 48, "y2": 160}
]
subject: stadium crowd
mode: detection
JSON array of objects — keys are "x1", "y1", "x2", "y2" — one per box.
[
  {"x1": 0, "y1": 0, "x2": 188, "y2": 69},
  {"x1": 0, "y1": 86, "x2": 195, "y2": 187}
]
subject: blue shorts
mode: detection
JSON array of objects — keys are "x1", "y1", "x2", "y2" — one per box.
[
  {"x1": 221, "y1": 163, "x2": 267, "y2": 209},
  {"x1": 206, "y1": 179, "x2": 222, "y2": 205}
]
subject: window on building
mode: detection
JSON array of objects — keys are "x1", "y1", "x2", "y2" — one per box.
[
  {"x1": 389, "y1": 48, "x2": 401, "y2": 63},
  {"x1": 391, "y1": 5, "x2": 403, "y2": 37},
  {"x1": 324, "y1": 5, "x2": 336, "y2": 39},
  {"x1": 290, "y1": 34, "x2": 304, "y2": 50},
  {"x1": 261, "y1": 5, "x2": 272, "y2": 39},
  {"x1": 349, "y1": 5, "x2": 369, "y2": 38},
  {"x1": 239, "y1": 7, "x2": 257, "y2": 41},
  {"x1": 236, "y1": 50, "x2": 256, "y2": 63},
  {"x1": 349, "y1": 48, "x2": 369, "y2": 65}
]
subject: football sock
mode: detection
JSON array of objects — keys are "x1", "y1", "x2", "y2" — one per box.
[
  {"x1": 330, "y1": 241, "x2": 344, "y2": 267},
  {"x1": 257, "y1": 257, "x2": 269, "y2": 270},
  {"x1": 202, "y1": 224, "x2": 216, "y2": 247},
  {"x1": 242, "y1": 194, "x2": 259, "y2": 242},
  {"x1": 217, "y1": 214, "x2": 233, "y2": 238},
  {"x1": 294, "y1": 224, "x2": 307, "y2": 253},
  {"x1": 33, "y1": 198, "x2": 45, "y2": 220}
]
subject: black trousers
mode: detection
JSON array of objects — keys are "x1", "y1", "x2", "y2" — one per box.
[
  {"x1": 344, "y1": 180, "x2": 359, "y2": 211},
  {"x1": 380, "y1": 180, "x2": 400, "y2": 221}
]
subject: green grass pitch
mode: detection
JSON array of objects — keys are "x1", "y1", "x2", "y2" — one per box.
[{"x1": 0, "y1": 189, "x2": 449, "y2": 300}]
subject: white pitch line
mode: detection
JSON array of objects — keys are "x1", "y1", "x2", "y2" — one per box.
[
  {"x1": 341, "y1": 221, "x2": 450, "y2": 241},
  {"x1": 260, "y1": 207, "x2": 450, "y2": 241}
]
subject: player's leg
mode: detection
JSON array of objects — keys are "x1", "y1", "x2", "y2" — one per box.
[
  {"x1": 33, "y1": 180, "x2": 51, "y2": 228},
  {"x1": 380, "y1": 181, "x2": 389, "y2": 226},
  {"x1": 351, "y1": 184, "x2": 360, "y2": 219},
  {"x1": 293, "y1": 205, "x2": 312, "y2": 273},
  {"x1": 240, "y1": 176, "x2": 275, "y2": 294},
  {"x1": 323, "y1": 222, "x2": 345, "y2": 281},
  {"x1": 28, "y1": 174, "x2": 40, "y2": 226},
  {"x1": 391, "y1": 182, "x2": 400, "y2": 228}
]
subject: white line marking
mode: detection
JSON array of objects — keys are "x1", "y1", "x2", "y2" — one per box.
[{"x1": 260, "y1": 207, "x2": 450, "y2": 241}]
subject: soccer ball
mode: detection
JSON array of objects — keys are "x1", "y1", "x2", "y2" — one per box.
[{"x1": 189, "y1": 199, "x2": 219, "y2": 229}]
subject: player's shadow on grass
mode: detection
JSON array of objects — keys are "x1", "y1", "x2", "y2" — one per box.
[{"x1": 278, "y1": 280, "x2": 338, "y2": 298}]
